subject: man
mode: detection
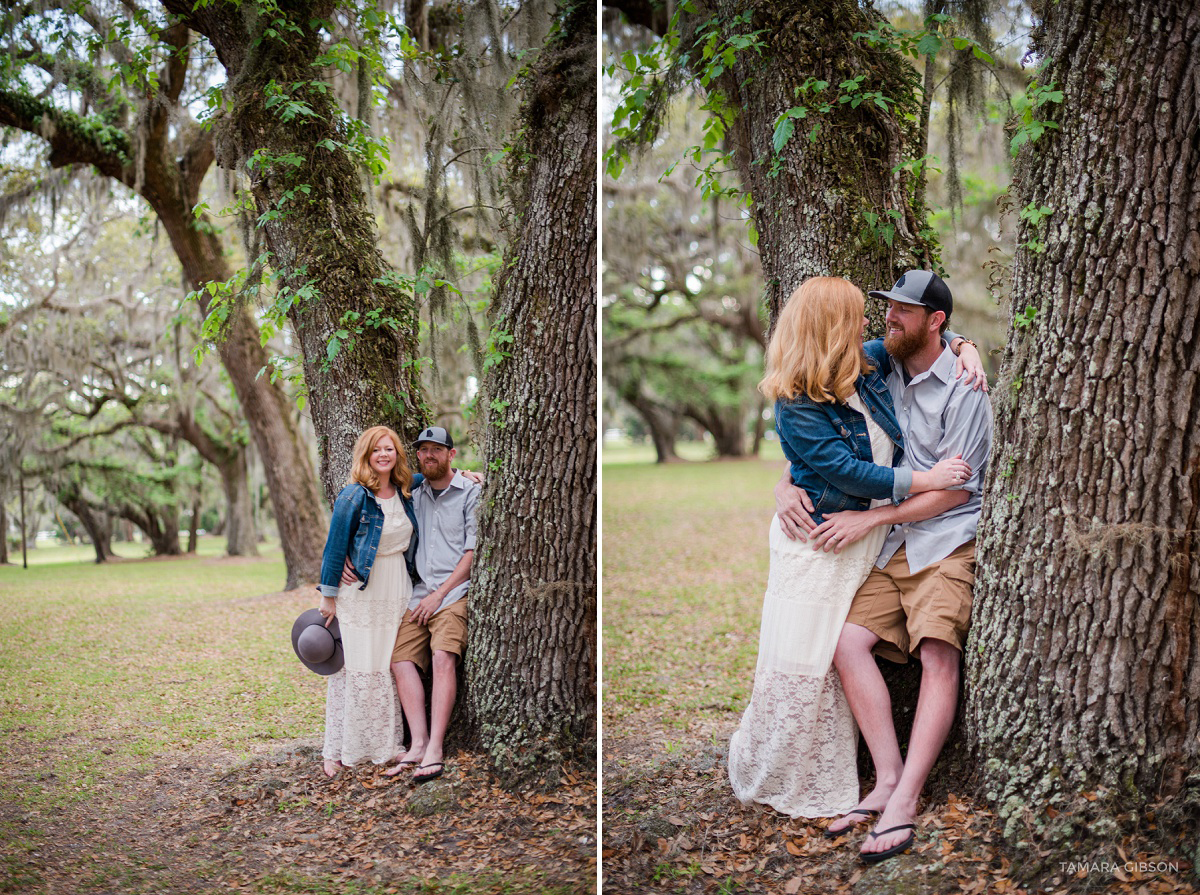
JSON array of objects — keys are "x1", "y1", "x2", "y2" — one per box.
[
  {"x1": 388, "y1": 426, "x2": 480, "y2": 782},
  {"x1": 775, "y1": 270, "x2": 993, "y2": 862}
]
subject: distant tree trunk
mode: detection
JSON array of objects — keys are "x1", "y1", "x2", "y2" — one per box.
[
  {"x1": 55, "y1": 483, "x2": 114, "y2": 563},
  {"x1": 673, "y1": 0, "x2": 937, "y2": 325},
  {"x1": 685, "y1": 405, "x2": 746, "y2": 458},
  {"x1": 68, "y1": 503, "x2": 113, "y2": 563},
  {"x1": 162, "y1": 0, "x2": 429, "y2": 500},
  {"x1": 620, "y1": 388, "x2": 681, "y2": 463},
  {"x1": 118, "y1": 503, "x2": 181, "y2": 557},
  {"x1": 0, "y1": 499, "x2": 9, "y2": 564},
  {"x1": 751, "y1": 394, "x2": 766, "y2": 456},
  {"x1": 967, "y1": 0, "x2": 1200, "y2": 862},
  {"x1": 220, "y1": 453, "x2": 257, "y2": 557},
  {"x1": 187, "y1": 497, "x2": 200, "y2": 554},
  {"x1": 466, "y1": 0, "x2": 597, "y2": 783}
]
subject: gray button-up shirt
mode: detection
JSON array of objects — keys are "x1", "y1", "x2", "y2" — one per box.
[
  {"x1": 877, "y1": 341, "x2": 993, "y2": 573},
  {"x1": 409, "y1": 471, "x2": 480, "y2": 613}
]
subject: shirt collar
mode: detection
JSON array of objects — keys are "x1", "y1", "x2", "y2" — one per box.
[
  {"x1": 902, "y1": 339, "x2": 957, "y2": 387},
  {"x1": 418, "y1": 470, "x2": 466, "y2": 493},
  {"x1": 929, "y1": 340, "x2": 958, "y2": 383}
]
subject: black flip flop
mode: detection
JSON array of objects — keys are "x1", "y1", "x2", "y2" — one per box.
[
  {"x1": 860, "y1": 823, "x2": 915, "y2": 863},
  {"x1": 413, "y1": 762, "x2": 444, "y2": 784},
  {"x1": 823, "y1": 808, "x2": 880, "y2": 840}
]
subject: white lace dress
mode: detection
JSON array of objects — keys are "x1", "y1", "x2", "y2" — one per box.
[
  {"x1": 728, "y1": 394, "x2": 893, "y2": 817},
  {"x1": 322, "y1": 492, "x2": 413, "y2": 766}
]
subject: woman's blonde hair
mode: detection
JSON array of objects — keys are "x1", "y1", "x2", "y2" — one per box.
[
  {"x1": 759, "y1": 277, "x2": 871, "y2": 404},
  {"x1": 348, "y1": 425, "x2": 413, "y2": 498}
]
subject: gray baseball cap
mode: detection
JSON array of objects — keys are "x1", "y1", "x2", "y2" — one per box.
[
  {"x1": 868, "y1": 270, "x2": 953, "y2": 317},
  {"x1": 415, "y1": 426, "x2": 454, "y2": 449}
]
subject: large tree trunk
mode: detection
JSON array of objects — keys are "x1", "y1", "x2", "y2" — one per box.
[
  {"x1": 0, "y1": 499, "x2": 8, "y2": 565},
  {"x1": 216, "y1": 307, "x2": 327, "y2": 585},
  {"x1": 466, "y1": 1, "x2": 597, "y2": 784},
  {"x1": 163, "y1": 0, "x2": 429, "y2": 499},
  {"x1": 676, "y1": 0, "x2": 937, "y2": 326},
  {"x1": 966, "y1": 0, "x2": 1200, "y2": 865}
]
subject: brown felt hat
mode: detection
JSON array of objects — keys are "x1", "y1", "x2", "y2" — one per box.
[{"x1": 291, "y1": 608, "x2": 344, "y2": 675}]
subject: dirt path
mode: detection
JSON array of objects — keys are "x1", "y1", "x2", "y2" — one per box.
[
  {"x1": 600, "y1": 708, "x2": 1196, "y2": 895},
  {"x1": 1, "y1": 736, "x2": 596, "y2": 894}
]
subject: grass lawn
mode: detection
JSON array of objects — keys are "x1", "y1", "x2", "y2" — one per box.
[
  {"x1": 0, "y1": 543, "x2": 594, "y2": 894},
  {"x1": 602, "y1": 456, "x2": 780, "y2": 748},
  {"x1": 0, "y1": 538, "x2": 308, "y2": 788}
]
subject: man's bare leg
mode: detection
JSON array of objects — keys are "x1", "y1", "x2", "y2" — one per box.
[
  {"x1": 826, "y1": 623, "x2": 905, "y2": 835},
  {"x1": 414, "y1": 649, "x2": 457, "y2": 781},
  {"x1": 861, "y1": 637, "x2": 960, "y2": 855},
  {"x1": 384, "y1": 659, "x2": 428, "y2": 775}
]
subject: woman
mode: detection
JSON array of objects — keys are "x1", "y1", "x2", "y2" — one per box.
[
  {"x1": 316, "y1": 426, "x2": 419, "y2": 778},
  {"x1": 727, "y1": 277, "x2": 970, "y2": 817}
]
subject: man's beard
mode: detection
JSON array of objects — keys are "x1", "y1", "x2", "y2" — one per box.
[
  {"x1": 883, "y1": 326, "x2": 929, "y2": 360},
  {"x1": 421, "y1": 456, "x2": 451, "y2": 480}
]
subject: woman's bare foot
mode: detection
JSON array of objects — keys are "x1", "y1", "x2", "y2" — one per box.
[{"x1": 322, "y1": 758, "x2": 343, "y2": 778}]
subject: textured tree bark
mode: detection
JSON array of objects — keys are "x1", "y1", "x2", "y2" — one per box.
[
  {"x1": 0, "y1": 500, "x2": 7, "y2": 565},
  {"x1": 161, "y1": 0, "x2": 428, "y2": 500},
  {"x1": 674, "y1": 0, "x2": 938, "y2": 327},
  {"x1": 966, "y1": 0, "x2": 1200, "y2": 860},
  {"x1": 465, "y1": 0, "x2": 597, "y2": 783}
]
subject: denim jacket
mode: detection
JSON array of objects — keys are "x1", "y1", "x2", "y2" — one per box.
[
  {"x1": 317, "y1": 482, "x2": 420, "y2": 597},
  {"x1": 774, "y1": 356, "x2": 910, "y2": 524}
]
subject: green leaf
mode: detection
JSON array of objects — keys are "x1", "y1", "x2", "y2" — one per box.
[
  {"x1": 916, "y1": 33, "x2": 943, "y2": 56},
  {"x1": 772, "y1": 117, "x2": 795, "y2": 154}
]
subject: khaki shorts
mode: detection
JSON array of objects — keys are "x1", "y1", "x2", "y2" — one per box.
[
  {"x1": 845, "y1": 541, "x2": 975, "y2": 664},
  {"x1": 391, "y1": 599, "x2": 468, "y2": 672}
]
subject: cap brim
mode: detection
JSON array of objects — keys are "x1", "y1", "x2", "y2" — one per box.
[{"x1": 868, "y1": 289, "x2": 927, "y2": 305}]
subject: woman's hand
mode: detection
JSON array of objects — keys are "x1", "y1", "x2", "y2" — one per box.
[
  {"x1": 929, "y1": 455, "x2": 972, "y2": 490},
  {"x1": 319, "y1": 595, "x2": 337, "y2": 627},
  {"x1": 811, "y1": 508, "x2": 885, "y2": 553},
  {"x1": 953, "y1": 341, "x2": 989, "y2": 392},
  {"x1": 341, "y1": 558, "x2": 360, "y2": 586}
]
